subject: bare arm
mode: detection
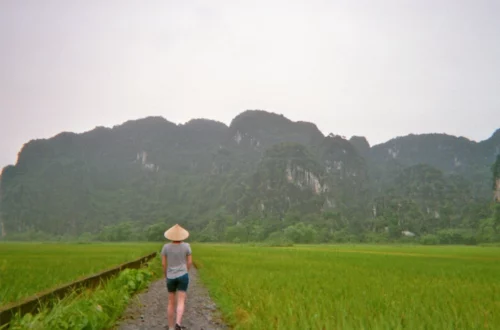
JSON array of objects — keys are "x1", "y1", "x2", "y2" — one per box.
[
  {"x1": 162, "y1": 254, "x2": 167, "y2": 278},
  {"x1": 186, "y1": 254, "x2": 192, "y2": 272}
]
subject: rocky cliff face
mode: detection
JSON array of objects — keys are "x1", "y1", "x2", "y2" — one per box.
[
  {"x1": 494, "y1": 155, "x2": 500, "y2": 202},
  {"x1": 495, "y1": 178, "x2": 500, "y2": 202}
]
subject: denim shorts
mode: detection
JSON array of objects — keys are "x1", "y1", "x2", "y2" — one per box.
[{"x1": 166, "y1": 273, "x2": 189, "y2": 292}]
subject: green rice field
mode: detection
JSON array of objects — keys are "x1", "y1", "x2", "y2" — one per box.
[
  {"x1": 2, "y1": 242, "x2": 499, "y2": 329},
  {"x1": 194, "y1": 244, "x2": 500, "y2": 330},
  {"x1": 0, "y1": 242, "x2": 160, "y2": 306}
]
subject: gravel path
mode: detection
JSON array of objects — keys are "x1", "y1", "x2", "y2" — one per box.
[{"x1": 115, "y1": 267, "x2": 228, "y2": 330}]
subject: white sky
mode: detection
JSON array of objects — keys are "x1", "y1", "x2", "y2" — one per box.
[{"x1": 1, "y1": 0, "x2": 499, "y2": 169}]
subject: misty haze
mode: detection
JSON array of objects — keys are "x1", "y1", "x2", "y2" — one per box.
[{"x1": 1, "y1": 1, "x2": 499, "y2": 329}]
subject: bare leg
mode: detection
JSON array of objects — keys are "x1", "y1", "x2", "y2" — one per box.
[
  {"x1": 175, "y1": 291, "x2": 187, "y2": 326},
  {"x1": 168, "y1": 292, "x2": 176, "y2": 328}
]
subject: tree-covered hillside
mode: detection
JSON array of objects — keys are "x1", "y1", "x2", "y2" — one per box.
[
  {"x1": 368, "y1": 130, "x2": 500, "y2": 198},
  {"x1": 0, "y1": 110, "x2": 499, "y2": 243}
]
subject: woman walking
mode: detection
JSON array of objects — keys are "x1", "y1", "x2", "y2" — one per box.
[{"x1": 161, "y1": 224, "x2": 192, "y2": 330}]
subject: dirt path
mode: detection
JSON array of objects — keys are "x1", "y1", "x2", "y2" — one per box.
[{"x1": 115, "y1": 267, "x2": 228, "y2": 330}]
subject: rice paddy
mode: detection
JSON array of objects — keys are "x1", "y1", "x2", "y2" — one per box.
[
  {"x1": 2, "y1": 242, "x2": 499, "y2": 329},
  {"x1": 194, "y1": 244, "x2": 500, "y2": 330},
  {"x1": 0, "y1": 242, "x2": 160, "y2": 306}
]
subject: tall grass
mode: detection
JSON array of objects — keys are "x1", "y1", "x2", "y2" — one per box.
[
  {"x1": 194, "y1": 244, "x2": 500, "y2": 330},
  {"x1": 6, "y1": 254, "x2": 163, "y2": 330},
  {"x1": 0, "y1": 242, "x2": 161, "y2": 305}
]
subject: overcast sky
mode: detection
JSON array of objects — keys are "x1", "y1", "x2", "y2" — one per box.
[{"x1": 1, "y1": 0, "x2": 499, "y2": 169}]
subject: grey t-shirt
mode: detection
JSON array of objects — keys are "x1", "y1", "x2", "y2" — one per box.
[{"x1": 161, "y1": 242, "x2": 192, "y2": 279}]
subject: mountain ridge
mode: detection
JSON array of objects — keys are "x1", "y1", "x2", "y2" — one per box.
[
  {"x1": 1, "y1": 109, "x2": 499, "y2": 242},
  {"x1": 5, "y1": 112, "x2": 498, "y2": 170}
]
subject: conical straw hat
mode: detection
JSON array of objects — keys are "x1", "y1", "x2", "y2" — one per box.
[{"x1": 164, "y1": 224, "x2": 189, "y2": 241}]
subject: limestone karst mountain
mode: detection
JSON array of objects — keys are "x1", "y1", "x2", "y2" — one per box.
[{"x1": 0, "y1": 110, "x2": 498, "y2": 241}]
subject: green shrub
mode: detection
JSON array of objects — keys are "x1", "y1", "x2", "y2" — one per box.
[
  {"x1": 362, "y1": 232, "x2": 390, "y2": 243},
  {"x1": 436, "y1": 229, "x2": 477, "y2": 245},
  {"x1": 265, "y1": 231, "x2": 294, "y2": 247},
  {"x1": 420, "y1": 234, "x2": 439, "y2": 245}
]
